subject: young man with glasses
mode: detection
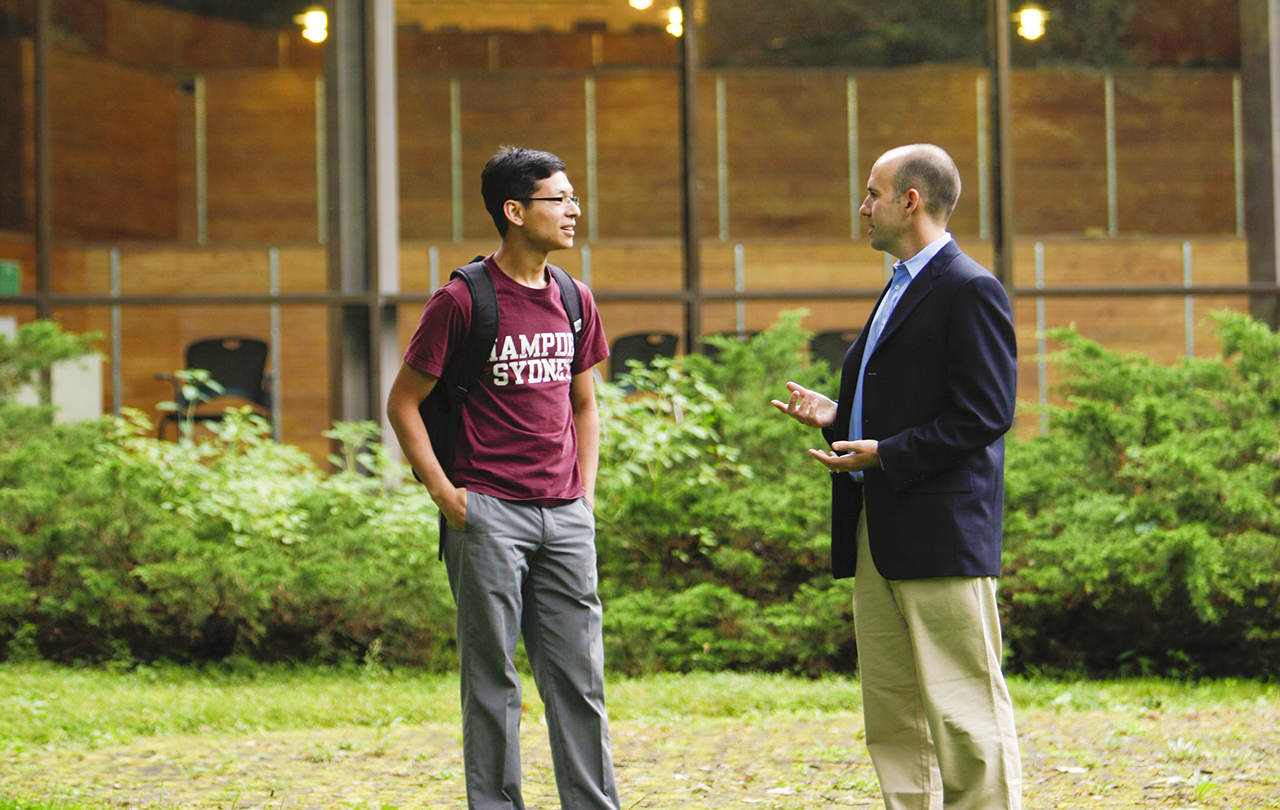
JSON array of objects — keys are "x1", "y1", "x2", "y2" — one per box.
[{"x1": 387, "y1": 146, "x2": 619, "y2": 810}]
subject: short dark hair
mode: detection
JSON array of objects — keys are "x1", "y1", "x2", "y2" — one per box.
[
  {"x1": 480, "y1": 146, "x2": 567, "y2": 236},
  {"x1": 890, "y1": 144, "x2": 961, "y2": 223}
]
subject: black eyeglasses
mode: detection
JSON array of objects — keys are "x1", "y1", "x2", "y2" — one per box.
[{"x1": 520, "y1": 195, "x2": 581, "y2": 207}]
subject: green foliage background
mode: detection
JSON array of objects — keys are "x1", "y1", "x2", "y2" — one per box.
[{"x1": 0, "y1": 313, "x2": 1277, "y2": 677}]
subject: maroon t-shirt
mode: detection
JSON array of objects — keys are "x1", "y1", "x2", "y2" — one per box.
[{"x1": 403, "y1": 256, "x2": 610, "y2": 504}]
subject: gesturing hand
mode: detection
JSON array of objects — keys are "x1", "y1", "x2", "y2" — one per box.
[{"x1": 770, "y1": 380, "x2": 837, "y2": 429}]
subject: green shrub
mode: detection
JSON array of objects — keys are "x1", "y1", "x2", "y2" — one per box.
[
  {"x1": 596, "y1": 312, "x2": 852, "y2": 674},
  {"x1": 0, "y1": 324, "x2": 454, "y2": 668},
  {"x1": 1002, "y1": 312, "x2": 1280, "y2": 678}
]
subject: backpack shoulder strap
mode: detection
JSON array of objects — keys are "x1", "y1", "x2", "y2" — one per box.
[
  {"x1": 448, "y1": 258, "x2": 498, "y2": 404},
  {"x1": 546, "y1": 264, "x2": 584, "y2": 364}
]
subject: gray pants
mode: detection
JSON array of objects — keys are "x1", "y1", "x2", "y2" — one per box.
[{"x1": 442, "y1": 492, "x2": 621, "y2": 810}]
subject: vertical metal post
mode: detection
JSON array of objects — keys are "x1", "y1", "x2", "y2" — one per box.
[
  {"x1": 110, "y1": 248, "x2": 122, "y2": 417},
  {"x1": 33, "y1": 0, "x2": 52, "y2": 321},
  {"x1": 269, "y1": 247, "x2": 283, "y2": 440},
  {"x1": 324, "y1": 0, "x2": 374, "y2": 439},
  {"x1": 976, "y1": 74, "x2": 991, "y2": 241},
  {"x1": 1035, "y1": 242, "x2": 1047, "y2": 435},
  {"x1": 195, "y1": 75, "x2": 209, "y2": 245},
  {"x1": 585, "y1": 75, "x2": 599, "y2": 242},
  {"x1": 1241, "y1": 0, "x2": 1280, "y2": 328},
  {"x1": 678, "y1": 0, "x2": 702, "y2": 353},
  {"x1": 450, "y1": 77, "x2": 464, "y2": 243},
  {"x1": 716, "y1": 73, "x2": 728, "y2": 242},
  {"x1": 1105, "y1": 74, "x2": 1118, "y2": 236},
  {"x1": 429, "y1": 245, "x2": 440, "y2": 290},
  {"x1": 316, "y1": 76, "x2": 328, "y2": 245},
  {"x1": 1234, "y1": 74, "x2": 1246, "y2": 239},
  {"x1": 581, "y1": 243, "x2": 593, "y2": 287},
  {"x1": 734, "y1": 243, "x2": 745, "y2": 338},
  {"x1": 848, "y1": 74, "x2": 860, "y2": 240},
  {"x1": 1183, "y1": 241, "x2": 1195, "y2": 359},
  {"x1": 988, "y1": 0, "x2": 1015, "y2": 305}
]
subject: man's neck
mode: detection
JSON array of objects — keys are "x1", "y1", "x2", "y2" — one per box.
[
  {"x1": 897, "y1": 223, "x2": 947, "y2": 263},
  {"x1": 491, "y1": 242, "x2": 551, "y2": 288}
]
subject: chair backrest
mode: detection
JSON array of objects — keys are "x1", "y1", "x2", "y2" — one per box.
[
  {"x1": 609, "y1": 331, "x2": 679, "y2": 380},
  {"x1": 810, "y1": 329, "x2": 861, "y2": 372},
  {"x1": 183, "y1": 337, "x2": 269, "y2": 406}
]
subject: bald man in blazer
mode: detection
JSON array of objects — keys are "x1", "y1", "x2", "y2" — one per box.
[{"x1": 774, "y1": 144, "x2": 1022, "y2": 810}]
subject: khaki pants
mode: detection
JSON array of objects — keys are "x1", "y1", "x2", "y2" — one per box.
[{"x1": 853, "y1": 502, "x2": 1022, "y2": 810}]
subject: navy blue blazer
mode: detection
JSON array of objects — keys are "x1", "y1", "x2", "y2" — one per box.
[{"x1": 822, "y1": 241, "x2": 1017, "y2": 581}]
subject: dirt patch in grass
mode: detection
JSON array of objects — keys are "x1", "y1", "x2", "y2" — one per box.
[{"x1": 3, "y1": 701, "x2": 1277, "y2": 809}]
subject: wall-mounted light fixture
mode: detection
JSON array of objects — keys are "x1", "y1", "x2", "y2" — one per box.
[
  {"x1": 629, "y1": 0, "x2": 654, "y2": 9},
  {"x1": 666, "y1": 6, "x2": 683, "y2": 37},
  {"x1": 294, "y1": 6, "x2": 328, "y2": 43},
  {"x1": 1014, "y1": 4, "x2": 1049, "y2": 41}
]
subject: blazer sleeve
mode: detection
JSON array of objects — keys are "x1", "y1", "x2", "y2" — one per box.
[{"x1": 876, "y1": 271, "x2": 1017, "y2": 491}]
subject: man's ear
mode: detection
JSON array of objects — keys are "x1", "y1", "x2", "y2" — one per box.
[
  {"x1": 903, "y1": 188, "x2": 921, "y2": 214},
  {"x1": 503, "y1": 199, "x2": 524, "y2": 229}
]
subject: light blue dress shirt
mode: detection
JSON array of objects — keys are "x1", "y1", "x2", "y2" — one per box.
[{"x1": 848, "y1": 234, "x2": 952, "y2": 480}]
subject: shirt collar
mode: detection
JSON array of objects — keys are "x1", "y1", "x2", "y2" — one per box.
[{"x1": 898, "y1": 233, "x2": 952, "y2": 280}]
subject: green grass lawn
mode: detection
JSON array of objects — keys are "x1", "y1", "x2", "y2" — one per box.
[{"x1": 1, "y1": 663, "x2": 1277, "y2": 808}]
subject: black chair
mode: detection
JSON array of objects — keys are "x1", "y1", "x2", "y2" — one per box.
[
  {"x1": 609, "y1": 331, "x2": 679, "y2": 383},
  {"x1": 156, "y1": 336, "x2": 272, "y2": 440},
  {"x1": 810, "y1": 329, "x2": 861, "y2": 372}
]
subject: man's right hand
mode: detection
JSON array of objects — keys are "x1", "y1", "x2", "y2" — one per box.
[
  {"x1": 436, "y1": 485, "x2": 468, "y2": 532},
  {"x1": 771, "y1": 380, "x2": 837, "y2": 429}
]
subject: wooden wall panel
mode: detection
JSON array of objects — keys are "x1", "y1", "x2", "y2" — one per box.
[
  {"x1": 0, "y1": 41, "x2": 26, "y2": 233},
  {"x1": 1115, "y1": 70, "x2": 1236, "y2": 235},
  {"x1": 856, "y1": 67, "x2": 985, "y2": 237},
  {"x1": 43, "y1": 45, "x2": 180, "y2": 241},
  {"x1": 594, "y1": 71, "x2": 682, "y2": 238},
  {"x1": 458, "y1": 74, "x2": 588, "y2": 240},
  {"x1": 204, "y1": 71, "x2": 319, "y2": 244},
  {"x1": 721, "y1": 70, "x2": 850, "y2": 239},
  {"x1": 1011, "y1": 70, "x2": 1108, "y2": 235},
  {"x1": 398, "y1": 72, "x2": 454, "y2": 240}
]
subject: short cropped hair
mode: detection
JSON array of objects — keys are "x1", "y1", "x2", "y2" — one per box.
[
  {"x1": 480, "y1": 146, "x2": 567, "y2": 236},
  {"x1": 889, "y1": 144, "x2": 961, "y2": 223}
]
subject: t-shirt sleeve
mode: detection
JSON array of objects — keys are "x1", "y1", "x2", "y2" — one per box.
[
  {"x1": 403, "y1": 280, "x2": 471, "y2": 379},
  {"x1": 572, "y1": 279, "x2": 610, "y2": 374}
]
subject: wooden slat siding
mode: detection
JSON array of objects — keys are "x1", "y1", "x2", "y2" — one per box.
[
  {"x1": 856, "y1": 67, "x2": 986, "y2": 238},
  {"x1": 116, "y1": 248, "x2": 273, "y2": 295},
  {"x1": 1011, "y1": 70, "x2": 1108, "y2": 235},
  {"x1": 599, "y1": 30, "x2": 678, "y2": 67},
  {"x1": 0, "y1": 42, "x2": 26, "y2": 233},
  {"x1": 1114, "y1": 70, "x2": 1237, "y2": 235},
  {"x1": 398, "y1": 72, "x2": 455, "y2": 241},
  {"x1": 495, "y1": 32, "x2": 596, "y2": 71},
  {"x1": 721, "y1": 70, "x2": 850, "y2": 239},
  {"x1": 102, "y1": 0, "x2": 281, "y2": 72},
  {"x1": 458, "y1": 74, "x2": 588, "y2": 239},
  {"x1": 36, "y1": 44, "x2": 180, "y2": 241},
  {"x1": 203, "y1": 71, "x2": 319, "y2": 244},
  {"x1": 398, "y1": 31, "x2": 490, "y2": 72},
  {"x1": 593, "y1": 71, "x2": 682, "y2": 238}
]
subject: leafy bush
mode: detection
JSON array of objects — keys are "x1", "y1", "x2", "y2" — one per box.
[
  {"x1": 0, "y1": 321, "x2": 454, "y2": 668},
  {"x1": 1002, "y1": 312, "x2": 1280, "y2": 678},
  {"x1": 596, "y1": 312, "x2": 853, "y2": 675}
]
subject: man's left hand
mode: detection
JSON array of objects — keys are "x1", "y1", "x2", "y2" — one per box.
[{"x1": 809, "y1": 440, "x2": 880, "y2": 472}]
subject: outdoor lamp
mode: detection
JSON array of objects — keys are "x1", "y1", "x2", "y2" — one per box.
[
  {"x1": 294, "y1": 6, "x2": 328, "y2": 43},
  {"x1": 1015, "y1": 4, "x2": 1049, "y2": 40},
  {"x1": 666, "y1": 6, "x2": 683, "y2": 37}
]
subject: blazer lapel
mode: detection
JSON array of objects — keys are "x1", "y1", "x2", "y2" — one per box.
[{"x1": 869, "y1": 241, "x2": 959, "y2": 349}]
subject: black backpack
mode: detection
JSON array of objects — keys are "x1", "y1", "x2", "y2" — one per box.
[{"x1": 416, "y1": 256, "x2": 585, "y2": 486}]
